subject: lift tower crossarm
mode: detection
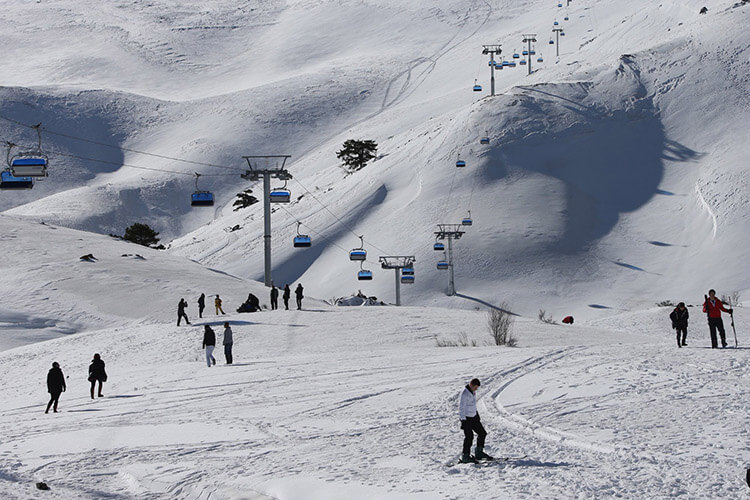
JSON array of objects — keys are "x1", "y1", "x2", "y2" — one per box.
[
  {"x1": 378, "y1": 255, "x2": 416, "y2": 306},
  {"x1": 240, "y1": 155, "x2": 293, "y2": 287}
]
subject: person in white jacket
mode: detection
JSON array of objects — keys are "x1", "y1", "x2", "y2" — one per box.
[{"x1": 458, "y1": 378, "x2": 493, "y2": 463}]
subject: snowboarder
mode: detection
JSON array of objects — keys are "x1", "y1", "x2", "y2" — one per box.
[
  {"x1": 283, "y1": 284, "x2": 291, "y2": 310},
  {"x1": 223, "y1": 322, "x2": 233, "y2": 365},
  {"x1": 669, "y1": 302, "x2": 689, "y2": 347},
  {"x1": 246, "y1": 293, "x2": 260, "y2": 312},
  {"x1": 458, "y1": 378, "x2": 493, "y2": 463},
  {"x1": 295, "y1": 283, "x2": 304, "y2": 310},
  {"x1": 197, "y1": 293, "x2": 206, "y2": 319},
  {"x1": 703, "y1": 289, "x2": 732, "y2": 348},
  {"x1": 45, "y1": 361, "x2": 66, "y2": 413},
  {"x1": 202, "y1": 325, "x2": 216, "y2": 367},
  {"x1": 215, "y1": 295, "x2": 226, "y2": 315},
  {"x1": 88, "y1": 353, "x2": 107, "y2": 399},
  {"x1": 177, "y1": 298, "x2": 190, "y2": 326},
  {"x1": 270, "y1": 285, "x2": 279, "y2": 310}
]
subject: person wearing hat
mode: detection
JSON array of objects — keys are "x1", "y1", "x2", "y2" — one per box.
[
  {"x1": 45, "y1": 362, "x2": 66, "y2": 413},
  {"x1": 458, "y1": 378, "x2": 493, "y2": 463},
  {"x1": 669, "y1": 302, "x2": 689, "y2": 348}
]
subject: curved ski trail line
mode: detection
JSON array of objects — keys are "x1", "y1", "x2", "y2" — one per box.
[
  {"x1": 694, "y1": 182, "x2": 717, "y2": 240},
  {"x1": 478, "y1": 347, "x2": 618, "y2": 455}
]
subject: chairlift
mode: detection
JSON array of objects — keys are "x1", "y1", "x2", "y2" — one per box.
[
  {"x1": 512, "y1": 51, "x2": 520, "y2": 59},
  {"x1": 549, "y1": 39, "x2": 555, "y2": 45},
  {"x1": 554, "y1": 20, "x2": 559, "y2": 25},
  {"x1": 0, "y1": 170, "x2": 33, "y2": 189},
  {"x1": 502, "y1": 60, "x2": 511, "y2": 67},
  {"x1": 455, "y1": 154, "x2": 466, "y2": 168},
  {"x1": 564, "y1": 14, "x2": 569, "y2": 21},
  {"x1": 472, "y1": 79, "x2": 482, "y2": 92},
  {"x1": 349, "y1": 235, "x2": 367, "y2": 261},
  {"x1": 293, "y1": 221, "x2": 312, "y2": 248},
  {"x1": 537, "y1": 55, "x2": 544, "y2": 63},
  {"x1": 7, "y1": 126, "x2": 49, "y2": 178},
  {"x1": 520, "y1": 59, "x2": 527, "y2": 66},
  {"x1": 400, "y1": 275, "x2": 415, "y2": 284},
  {"x1": 402, "y1": 267, "x2": 415, "y2": 276},
  {"x1": 462, "y1": 211, "x2": 473, "y2": 226},
  {"x1": 560, "y1": 31, "x2": 566, "y2": 36},
  {"x1": 522, "y1": 49, "x2": 529, "y2": 56},
  {"x1": 480, "y1": 137, "x2": 490, "y2": 145},
  {"x1": 191, "y1": 173, "x2": 214, "y2": 207},
  {"x1": 434, "y1": 242, "x2": 445, "y2": 251},
  {"x1": 508, "y1": 61, "x2": 517, "y2": 67},
  {"x1": 357, "y1": 268, "x2": 373, "y2": 281},
  {"x1": 529, "y1": 49, "x2": 536, "y2": 55},
  {"x1": 558, "y1": 3, "x2": 563, "y2": 7},
  {"x1": 437, "y1": 261, "x2": 449, "y2": 270},
  {"x1": 269, "y1": 178, "x2": 291, "y2": 203}
]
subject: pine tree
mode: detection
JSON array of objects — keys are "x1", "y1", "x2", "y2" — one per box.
[
  {"x1": 123, "y1": 223, "x2": 161, "y2": 248},
  {"x1": 233, "y1": 189, "x2": 259, "y2": 211},
  {"x1": 336, "y1": 139, "x2": 378, "y2": 173}
]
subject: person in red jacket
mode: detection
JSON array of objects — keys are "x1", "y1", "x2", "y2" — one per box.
[{"x1": 703, "y1": 289, "x2": 733, "y2": 348}]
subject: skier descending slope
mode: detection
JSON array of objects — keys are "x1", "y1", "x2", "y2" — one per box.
[
  {"x1": 703, "y1": 289, "x2": 732, "y2": 348},
  {"x1": 458, "y1": 378, "x2": 494, "y2": 463}
]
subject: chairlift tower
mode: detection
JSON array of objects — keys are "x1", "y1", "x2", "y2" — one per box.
[
  {"x1": 552, "y1": 27, "x2": 564, "y2": 57},
  {"x1": 522, "y1": 34, "x2": 537, "y2": 75},
  {"x1": 241, "y1": 155, "x2": 293, "y2": 287},
  {"x1": 379, "y1": 255, "x2": 416, "y2": 306},
  {"x1": 435, "y1": 224, "x2": 465, "y2": 296},
  {"x1": 481, "y1": 45, "x2": 502, "y2": 96}
]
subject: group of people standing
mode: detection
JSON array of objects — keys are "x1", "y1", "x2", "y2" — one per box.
[
  {"x1": 178, "y1": 284, "x2": 305, "y2": 325},
  {"x1": 202, "y1": 322, "x2": 234, "y2": 367},
  {"x1": 269, "y1": 283, "x2": 304, "y2": 311},
  {"x1": 669, "y1": 289, "x2": 735, "y2": 349},
  {"x1": 45, "y1": 353, "x2": 108, "y2": 413},
  {"x1": 178, "y1": 293, "x2": 227, "y2": 325}
]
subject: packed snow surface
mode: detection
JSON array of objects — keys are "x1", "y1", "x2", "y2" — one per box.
[
  {"x1": 0, "y1": 0, "x2": 749, "y2": 497},
  {"x1": 0, "y1": 216, "x2": 748, "y2": 499}
]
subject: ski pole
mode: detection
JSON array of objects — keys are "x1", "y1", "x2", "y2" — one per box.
[{"x1": 729, "y1": 298, "x2": 738, "y2": 347}]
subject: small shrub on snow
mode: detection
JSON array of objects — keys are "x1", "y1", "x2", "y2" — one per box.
[
  {"x1": 537, "y1": 309, "x2": 557, "y2": 324},
  {"x1": 436, "y1": 332, "x2": 477, "y2": 347},
  {"x1": 488, "y1": 304, "x2": 516, "y2": 347}
]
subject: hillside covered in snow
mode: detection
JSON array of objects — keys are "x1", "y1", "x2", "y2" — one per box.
[
  {"x1": 0, "y1": 1, "x2": 749, "y2": 498},
  {"x1": 0, "y1": 0, "x2": 748, "y2": 317}
]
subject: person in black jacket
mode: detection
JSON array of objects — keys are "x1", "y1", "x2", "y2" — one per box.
[
  {"x1": 88, "y1": 353, "x2": 107, "y2": 399},
  {"x1": 197, "y1": 293, "x2": 206, "y2": 318},
  {"x1": 669, "y1": 302, "x2": 689, "y2": 348},
  {"x1": 202, "y1": 325, "x2": 216, "y2": 367},
  {"x1": 178, "y1": 298, "x2": 190, "y2": 326},
  {"x1": 295, "y1": 283, "x2": 304, "y2": 310},
  {"x1": 283, "y1": 284, "x2": 291, "y2": 310},
  {"x1": 45, "y1": 362, "x2": 66, "y2": 413},
  {"x1": 270, "y1": 285, "x2": 279, "y2": 310}
]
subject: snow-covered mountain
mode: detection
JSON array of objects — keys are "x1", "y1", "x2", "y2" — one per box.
[
  {"x1": 1, "y1": 1, "x2": 750, "y2": 498},
  {"x1": 1, "y1": 0, "x2": 748, "y2": 317}
]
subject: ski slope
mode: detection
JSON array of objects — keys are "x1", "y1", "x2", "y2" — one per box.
[
  {"x1": 0, "y1": 0, "x2": 748, "y2": 317},
  {"x1": 0, "y1": 215, "x2": 748, "y2": 499}
]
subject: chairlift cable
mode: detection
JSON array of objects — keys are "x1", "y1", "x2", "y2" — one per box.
[
  {"x1": 290, "y1": 177, "x2": 392, "y2": 256},
  {"x1": 0, "y1": 112, "x2": 244, "y2": 172}
]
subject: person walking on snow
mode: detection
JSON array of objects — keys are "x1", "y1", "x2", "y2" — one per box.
[
  {"x1": 669, "y1": 302, "x2": 689, "y2": 348},
  {"x1": 223, "y1": 322, "x2": 234, "y2": 365},
  {"x1": 458, "y1": 378, "x2": 493, "y2": 463},
  {"x1": 88, "y1": 353, "x2": 107, "y2": 399},
  {"x1": 45, "y1": 361, "x2": 66, "y2": 413},
  {"x1": 215, "y1": 295, "x2": 226, "y2": 315},
  {"x1": 295, "y1": 283, "x2": 304, "y2": 310},
  {"x1": 703, "y1": 289, "x2": 732, "y2": 348},
  {"x1": 202, "y1": 325, "x2": 216, "y2": 367},
  {"x1": 283, "y1": 284, "x2": 291, "y2": 310},
  {"x1": 270, "y1": 285, "x2": 279, "y2": 310},
  {"x1": 197, "y1": 293, "x2": 206, "y2": 319},
  {"x1": 177, "y1": 298, "x2": 190, "y2": 326}
]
